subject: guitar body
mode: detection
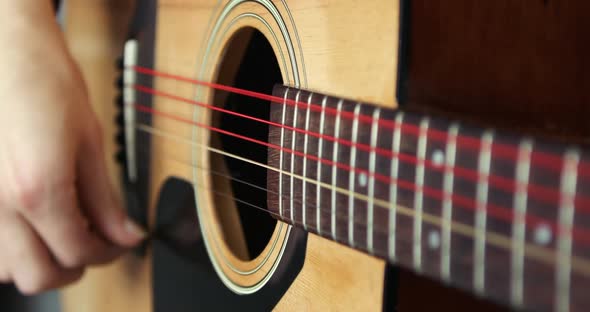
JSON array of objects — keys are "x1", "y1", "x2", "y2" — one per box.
[
  {"x1": 62, "y1": 1, "x2": 394, "y2": 311},
  {"x1": 60, "y1": 0, "x2": 590, "y2": 311}
]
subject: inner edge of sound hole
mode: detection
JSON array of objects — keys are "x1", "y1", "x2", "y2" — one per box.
[{"x1": 209, "y1": 27, "x2": 283, "y2": 261}]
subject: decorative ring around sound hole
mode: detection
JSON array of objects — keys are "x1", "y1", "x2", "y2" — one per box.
[{"x1": 191, "y1": 0, "x2": 306, "y2": 295}]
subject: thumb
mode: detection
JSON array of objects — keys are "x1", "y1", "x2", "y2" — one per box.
[{"x1": 77, "y1": 126, "x2": 146, "y2": 247}]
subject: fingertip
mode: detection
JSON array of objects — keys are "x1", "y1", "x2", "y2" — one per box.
[
  {"x1": 124, "y1": 218, "x2": 147, "y2": 241},
  {"x1": 106, "y1": 198, "x2": 147, "y2": 247},
  {"x1": 89, "y1": 193, "x2": 144, "y2": 247},
  {"x1": 114, "y1": 195, "x2": 147, "y2": 244},
  {"x1": 107, "y1": 213, "x2": 146, "y2": 248},
  {"x1": 0, "y1": 268, "x2": 10, "y2": 284}
]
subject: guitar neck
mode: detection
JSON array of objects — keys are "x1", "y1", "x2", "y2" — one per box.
[{"x1": 267, "y1": 85, "x2": 590, "y2": 311}]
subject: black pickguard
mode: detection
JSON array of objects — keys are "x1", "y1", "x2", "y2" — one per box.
[{"x1": 152, "y1": 178, "x2": 307, "y2": 311}]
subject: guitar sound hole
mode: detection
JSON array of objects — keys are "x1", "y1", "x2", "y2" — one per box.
[{"x1": 210, "y1": 28, "x2": 282, "y2": 261}]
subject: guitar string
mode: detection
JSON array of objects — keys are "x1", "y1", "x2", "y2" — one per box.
[
  {"x1": 134, "y1": 124, "x2": 590, "y2": 277},
  {"x1": 197, "y1": 178, "x2": 590, "y2": 279},
  {"x1": 134, "y1": 105, "x2": 590, "y2": 246},
  {"x1": 133, "y1": 141, "x2": 414, "y2": 234},
  {"x1": 131, "y1": 65, "x2": 590, "y2": 178},
  {"x1": 134, "y1": 83, "x2": 590, "y2": 210}
]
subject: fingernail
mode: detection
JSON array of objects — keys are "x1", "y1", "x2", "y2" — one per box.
[{"x1": 124, "y1": 218, "x2": 147, "y2": 239}]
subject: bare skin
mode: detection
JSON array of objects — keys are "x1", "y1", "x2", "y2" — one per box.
[{"x1": 0, "y1": 1, "x2": 145, "y2": 294}]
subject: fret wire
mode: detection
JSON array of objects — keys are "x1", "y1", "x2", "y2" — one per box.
[
  {"x1": 556, "y1": 149, "x2": 580, "y2": 312},
  {"x1": 475, "y1": 130, "x2": 494, "y2": 294},
  {"x1": 511, "y1": 139, "x2": 533, "y2": 307},
  {"x1": 348, "y1": 103, "x2": 362, "y2": 247},
  {"x1": 136, "y1": 123, "x2": 590, "y2": 277},
  {"x1": 331, "y1": 99, "x2": 344, "y2": 241},
  {"x1": 414, "y1": 118, "x2": 430, "y2": 272},
  {"x1": 290, "y1": 90, "x2": 302, "y2": 223},
  {"x1": 301, "y1": 92, "x2": 313, "y2": 231},
  {"x1": 367, "y1": 108, "x2": 381, "y2": 254},
  {"x1": 278, "y1": 87, "x2": 290, "y2": 218},
  {"x1": 316, "y1": 95, "x2": 328, "y2": 236},
  {"x1": 442, "y1": 123, "x2": 459, "y2": 282},
  {"x1": 389, "y1": 113, "x2": 404, "y2": 262}
]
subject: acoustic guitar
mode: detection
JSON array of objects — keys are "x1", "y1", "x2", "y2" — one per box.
[{"x1": 60, "y1": 0, "x2": 590, "y2": 311}]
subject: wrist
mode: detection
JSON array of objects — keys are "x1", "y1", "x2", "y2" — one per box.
[
  {"x1": 0, "y1": 0, "x2": 61, "y2": 45},
  {"x1": 0, "y1": 1, "x2": 72, "y2": 73}
]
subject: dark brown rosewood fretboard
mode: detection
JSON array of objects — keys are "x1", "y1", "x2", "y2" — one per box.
[{"x1": 267, "y1": 85, "x2": 590, "y2": 312}]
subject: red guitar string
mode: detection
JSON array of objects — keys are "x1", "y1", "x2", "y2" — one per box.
[
  {"x1": 134, "y1": 83, "x2": 590, "y2": 212},
  {"x1": 131, "y1": 65, "x2": 590, "y2": 179},
  {"x1": 134, "y1": 103, "x2": 590, "y2": 246}
]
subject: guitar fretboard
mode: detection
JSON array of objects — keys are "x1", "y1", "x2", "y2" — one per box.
[{"x1": 266, "y1": 85, "x2": 590, "y2": 312}]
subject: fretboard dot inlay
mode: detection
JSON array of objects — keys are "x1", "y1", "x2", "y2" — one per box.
[
  {"x1": 534, "y1": 223, "x2": 553, "y2": 246},
  {"x1": 431, "y1": 149, "x2": 445, "y2": 167},
  {"x1": 358, "y1": 172, "x2": 368, "y2": 187},
  {"x1": 428, "y1": 230, "x2": 441, "y2": 250}
]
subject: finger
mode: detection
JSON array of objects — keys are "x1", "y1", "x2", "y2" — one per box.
[
  {"x1": 0, "y1": 262, "x2": 10, "y2": 283},
  {"x1": 16, "y1": 179, "x2": 122, "y2": 269},
  {"x1": 77, "y1": 125, "x2": 145, "y2": 247},
  {"x1": 0, "y1": 212, "x2": 83, "y2": 294}
]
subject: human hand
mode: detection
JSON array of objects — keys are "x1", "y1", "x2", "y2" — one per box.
[{"x1": 0, "y1": 0, "x2": 145, "y2": 294}]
